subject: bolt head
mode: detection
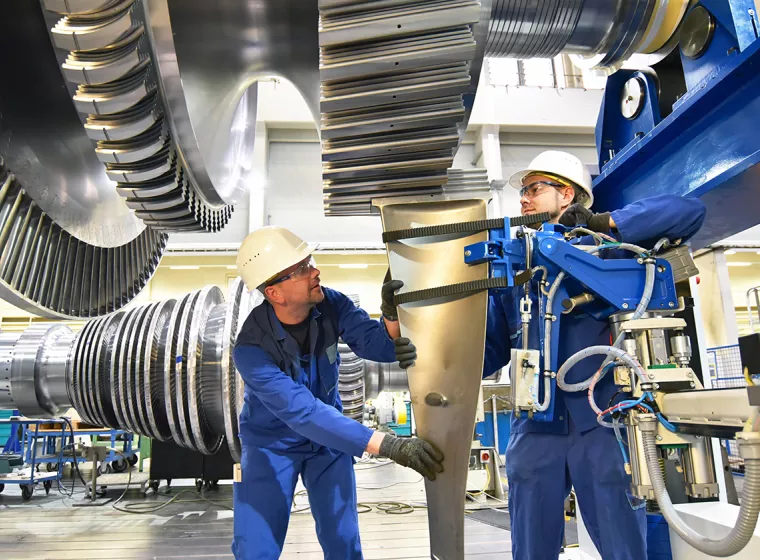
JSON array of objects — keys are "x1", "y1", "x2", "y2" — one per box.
[
  {"x1": 656, "y1": 435, "x2": 663, "y2": 441},
  {"x1": 648, "y1": 373, "x2": 655, "y2": 379},
  {"x1": 669, "y1": 302, "x2": 675, "y2": 308},
  {"x1": 465, "y1": 250, "x2": 471, "y2": 257},
  {"x1": 637, "y1": 258, "x2": 644, "y2": 264},
  {"x1": 622, "y1": 303, "x2": 629, "y2": 309}
]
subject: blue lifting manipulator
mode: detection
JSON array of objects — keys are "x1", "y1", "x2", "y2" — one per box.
[
  {"x1": 383, "y1": 212, "x2": 679, "y2": 423},
  {"x1": 462, "y1": 213, "x2": 679, "y2": 422}
]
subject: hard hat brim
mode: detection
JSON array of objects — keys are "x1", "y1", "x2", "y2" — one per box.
[{"x1": 264, "y1": 242, "x2": 314, "y2": 285}]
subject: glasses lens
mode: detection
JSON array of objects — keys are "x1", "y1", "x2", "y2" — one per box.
[
  {"x1": 294, "y1": 257, "x2": 316, "y2": 278},
  {"x1": 520, "y1": 181, "x2": 563, "y2": 198}
]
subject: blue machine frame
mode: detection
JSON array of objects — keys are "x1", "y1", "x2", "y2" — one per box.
[
  {"x1": 465, "y1": 220, "x2": 677, "y2": 421},
  {"x1": 593, "y1": 0, "x2": 760, "y2": 249}
]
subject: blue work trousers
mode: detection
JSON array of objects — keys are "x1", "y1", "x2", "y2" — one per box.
[
  {"x1": 505, "y1": 421, "x2": 646, "y2": 560},
  {"x1": 232, "y1": 444, "x2": 362, "y2": 559}
]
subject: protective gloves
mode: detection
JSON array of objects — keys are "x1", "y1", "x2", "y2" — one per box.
[
  {"x1": 394, "y1": 337, "x2": 417, "y2": 369},
  {"x1": 379, "y1": 434, "x2": 444, "y2": 481},
  {"x1": 380, "y1": 269, "x2": 403, "y2": 321},
  {"x1": 559, "y1": 203, "x2": 612, "y2": 233}
]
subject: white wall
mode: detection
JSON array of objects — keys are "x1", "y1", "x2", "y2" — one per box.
[{"x1": 267, "y1": 142, "x2": 384, "y2": 245}]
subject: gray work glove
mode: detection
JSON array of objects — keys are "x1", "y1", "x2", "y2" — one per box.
[
  {"x1": 380, "y1": 269, "x2": 403, "y2": 321},
  {"x1": 379, "y1": 435, "x2": 444, "y2": 481},
  {"x1": 394, "y1": 337, "x2": 417, "y2": 369},
  {"x1": 559, "y1": 203, "x2": 611, "y2": 233}
]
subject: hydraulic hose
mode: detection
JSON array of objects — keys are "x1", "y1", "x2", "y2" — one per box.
[
  {"x1": 641, "y1": 419, "x2": 760, "y2": 557},
  {"x1": 556, "y1": 345, "x2": 648, "y2": 417},
  {"x1": 536, "y1": 271, "x2": 567, "y2": 412},
  {"x1": 557, "y1": 246, "x2": 656, "y2": 393}
]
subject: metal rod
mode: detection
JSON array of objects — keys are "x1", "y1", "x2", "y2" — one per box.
[{"x1": 490, "y1": 395, "x2": 501, "y2": 458}]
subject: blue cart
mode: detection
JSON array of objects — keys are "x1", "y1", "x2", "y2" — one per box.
[{"x1": 0, "y1": 417, "x2": 65, "y2": 500}]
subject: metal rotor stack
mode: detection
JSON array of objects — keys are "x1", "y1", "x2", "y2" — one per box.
[
  {"x1": 338, "y1": 294, "x2": 367, "y2": 420},
  {"x1": 0, "y1": 159, "x2": 166, "y2": 318},
  {"x1": 44, "y1": 0, "x2": 233, "y2": 233},
  {"x1": 0, "y1": 278, "x2": 252, "y2": 462},
  {"x1": 318, "y1": 0, "x2": 490, "y2": 215}
]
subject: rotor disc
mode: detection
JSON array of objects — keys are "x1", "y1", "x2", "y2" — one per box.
[
  {"x1": 221, "y1": 277, "x2": 246, "y2": 462},
  {"x1": 144, "y1": 298, "x2": 175, "y2": 441},
  {"x1": 187, "y1": 285, "x2": 224, "y2": 455},
  {"x1": 174, "y1": 290, "x2": 202, "y2": 450},
  {"x1": 163, "y1": 292, "x2": 195, "y2": 448}
]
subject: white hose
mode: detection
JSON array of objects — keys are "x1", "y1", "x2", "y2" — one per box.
[
  {"x1": 642, "y1": 427, "x2": 760, "y2": 557},
  {"x1": 534, "y1": 271, "x2": 566, "y2": 413},
  {"x1": 556, "y1": 345, "x2": 648, "y2": 417}
]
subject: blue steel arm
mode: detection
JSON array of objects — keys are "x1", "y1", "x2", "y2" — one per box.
[{"x1": 535, "y1": 234, "x2": 679, "y2": 313}]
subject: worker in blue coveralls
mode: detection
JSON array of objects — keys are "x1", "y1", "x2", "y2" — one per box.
[
  {"x1": 231, "y1": 225, "x2": 443, "y2": 560},
  {"x1": 483, "y1": 151, "x2": 706, "y2": 560}
]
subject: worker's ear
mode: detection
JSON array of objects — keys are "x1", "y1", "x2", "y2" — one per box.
[
  {"x1": 263, "y1": 285, "x2": 284, "y2": 304},
  {"x1": 560, "y1": 186, "x2": 575, "y2": 206}
]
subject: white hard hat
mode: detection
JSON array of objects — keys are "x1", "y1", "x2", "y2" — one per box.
[
  {"x1": 237, "y1": 226, "x2": 313, "y2": 291},
  {"x1": 509, "y1": 150, "x2": 594, "y2": 208}
]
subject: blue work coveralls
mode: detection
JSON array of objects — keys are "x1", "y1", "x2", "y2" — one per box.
[
  {"x1": 483, "y1": 195, "x2": 707, "y2": 560},
  {"x1": 232, "y1": 287, "x2": 396, "y2": 559}
]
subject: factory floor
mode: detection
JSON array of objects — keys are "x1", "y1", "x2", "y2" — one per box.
[{"x1": 0, "y1": 461, "x2": 582, "y2": 559}]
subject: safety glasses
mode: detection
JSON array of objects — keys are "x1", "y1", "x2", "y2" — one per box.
[
  {"x1": 519, "y1": 180, "x2": 565, "y2": 199},
  {"x1": 267, "y1": 256, "x2": 316, "y2": 286}
]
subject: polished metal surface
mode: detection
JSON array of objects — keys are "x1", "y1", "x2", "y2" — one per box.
[
  {"x1": 146, "y1": 0, "x2": 320, "y2": 205},
  {"x1": 486, "y1": 0, "x2": 587, "y2": 58},
  {"x1": 0, "y1": 161, "x2": 167, "y2": 319},
  {"x1": 621, "y1": 77, "x2": 646, "y2": 120},
  {"x1": 143, "y1": 298, "x2": 176, "y2": 441},
  {"x1": 318, "y1": 1, "x2": 492, "y2": 215},
  {"x1": 486, "y1": 0, "x2": 684, "y2": 74},
  {"x1": 680, "y1": 5, "x2": 715, "y2": 60},
  {"x1": 376, "y1": 193, "x2": 491, "y2": 560},
  {"x1": 2, "y1": 325, "x2": 73, "y2": 417},
  {"x1": 169, "y1": 291, "x2": 199, "y2": 449},
  {"x1": 0, "y1": 0, "x2": 144, "y2": 246},
  {"x1": 339, "y1": 342, "x2": 367, "y2": 420},
  {"x1": 364, "y1": 361, "x2": 409, "y2": 401},
  {"x1": 220, "y1": 277, "x2": 248, "y2": 462},
  {"x1": 0, "y1": 334, "x2": 20, "y2": 410},
  {"x1": 41, "y1": 0, "x2": 234, "y2": 232},
  {"x1": 187, "y1": 285, "x2": 224, "y2": 455}
]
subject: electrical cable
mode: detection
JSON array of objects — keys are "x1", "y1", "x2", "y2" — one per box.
[{"x1": 744, "y1": 367, "x2": 757, "y2": 387}]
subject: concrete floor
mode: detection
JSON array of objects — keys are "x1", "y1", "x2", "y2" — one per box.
[{"x1": 0, "y1": 461, "x2": 521, "y2": 559}]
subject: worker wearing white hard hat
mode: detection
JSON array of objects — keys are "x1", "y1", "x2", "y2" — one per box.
[
  {"x1": 485, "y1": 151, "x2": 708, "y2": 559},
  {"x1": 231, "y1": 226, "x2": 443, "y2": 559}
]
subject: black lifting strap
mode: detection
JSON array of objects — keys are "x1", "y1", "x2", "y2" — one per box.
[
  {"x1": 381, "y1": 212, "x2": 551, "y2": 243},
  {"x1": 394, "y1": 278, "x2": 511, "y2": 306},
  {"x1": 386, "y1": 211, "x2": 551, "y2": 305}
]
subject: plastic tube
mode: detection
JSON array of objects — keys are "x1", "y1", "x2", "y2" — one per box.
[
  {"x1": 557, "y1": 256, "x2": 655, "y2": 393},
  {"x1": 641, "y1": 427, "x2": 760, "y2": 557},
  {"x1": 570, "y1": 227, "x2": 618, "y2": 244},
  {"x1": 557, "y1": 345, "x2": 648, "y2": 404},
  {"x1": 535, "y1": 271, "x2": 566, "y2": 413}
]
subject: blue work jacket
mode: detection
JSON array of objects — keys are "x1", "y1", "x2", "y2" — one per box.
[
  {"x1": 483, "y1": 195, "x2": 707, "y2": 435},
  {"x1": 233, "y1": 287, "x2": 396, "y2": 457}
]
